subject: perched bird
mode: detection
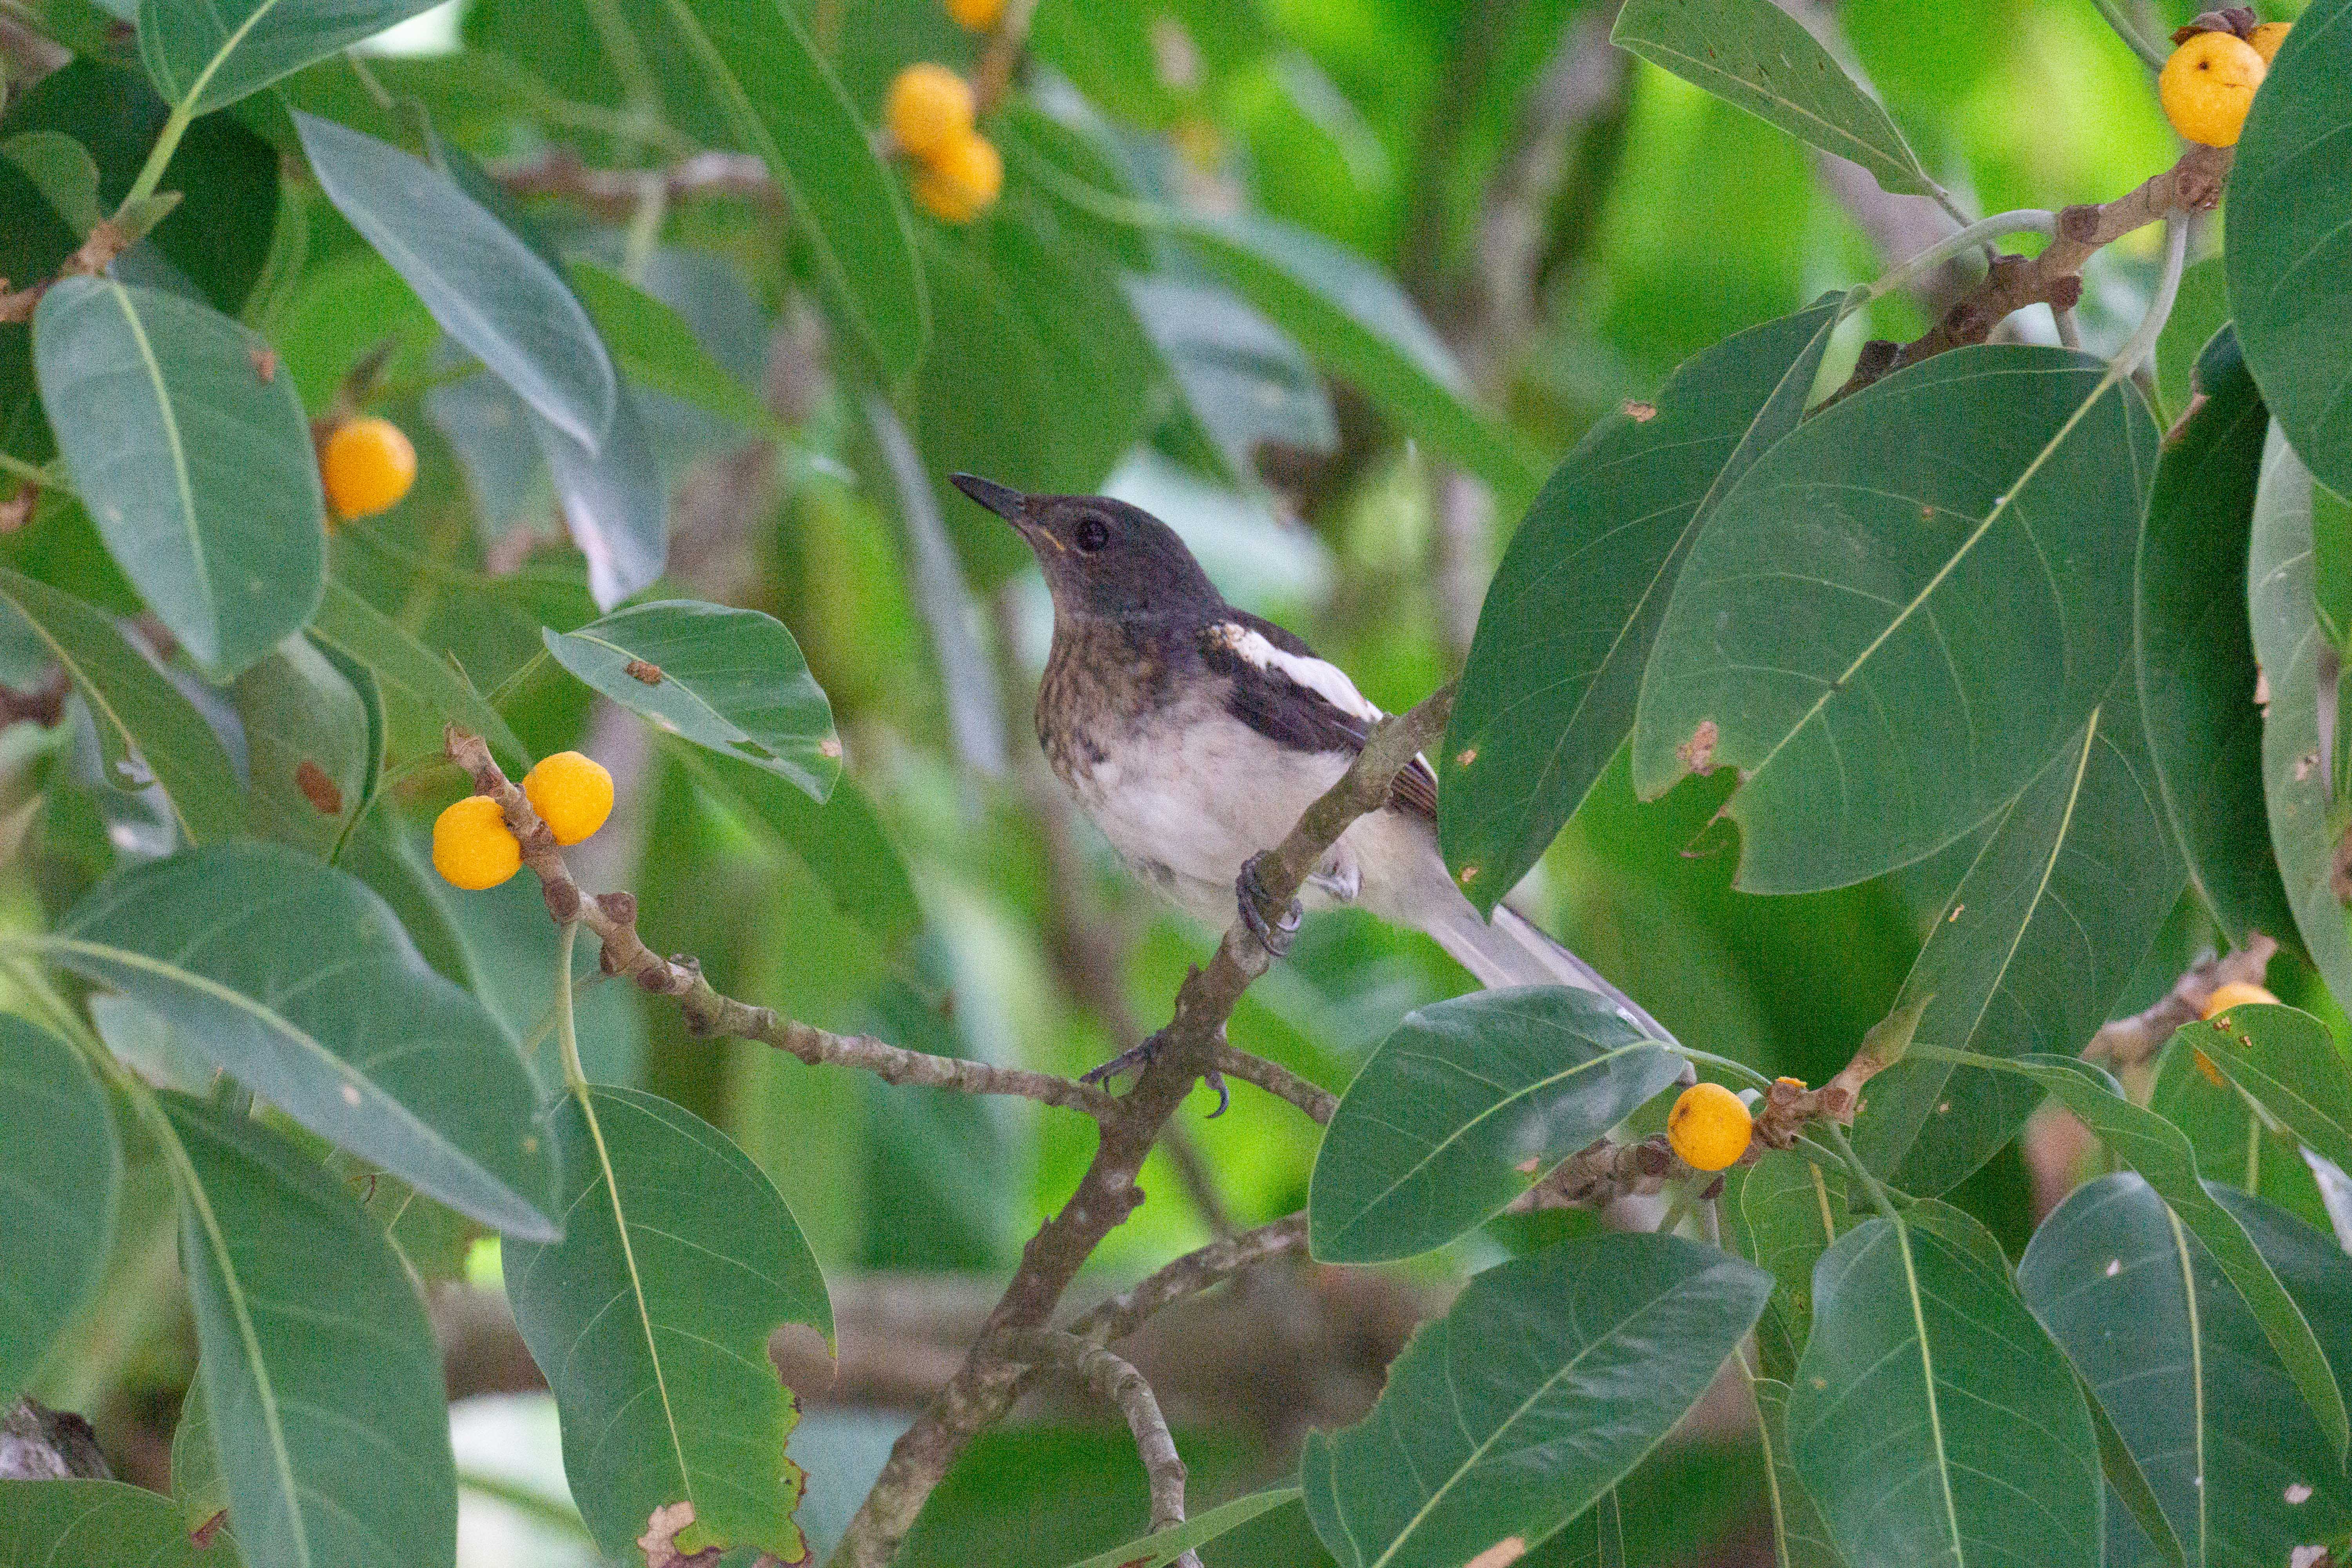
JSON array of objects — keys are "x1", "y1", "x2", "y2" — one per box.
[{"x1": 952, "y1": 474, "x2": 1668, "y2": 1049}]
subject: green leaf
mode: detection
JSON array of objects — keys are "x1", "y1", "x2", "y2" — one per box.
[
  {"x1": 138, "y1": 0, "x2": 447, "y2": 110},
  {"x1": 649, "y1": 0, "x2": 926, "y2": 380},
  {"x1": 1178, "y1": 213, "x2": 1546, "y2": 509},
  {"x1": 544, "y1": 600, "x2": 840, "y2": 800},
  {"x1": 0, "y1": 1015, "x2": 118, "y2": 1405},
  {"x1": 2246, "y1": 426, "x2": 2352, "y2": 1005},
  {"x1": 0, "y1": 1479, "x2": 238, "y2": 1565},
  {"x1": 2225, "y1": 0, "x2": 2352, "y2": 499},
  {"x1": 1441, "y1": 295, "x2": 1848, "y2": 910},
  {"x1": 2186, "y1": 1001, "x2": 2352, "y2": 1178},
  {"x1": 2137, "y1": 326, "x2": 2298, "y2": 953},
  {"x1": 1635, "y1": 346, "x2": 2159, "y2": 893},
  {"x1": 1307, "y1": 987, "x2": 1685, "y2": 1263},
  {"x1": 506, "y1": 1085, "x2": 830, "y2": 1564},
  {"x1": 169, "y1": 1382, "x2": 231, "y2": 1550},
  {"x1": 1, "y1": 131, "x2": 102, "y2": 232},
  {"x1": 1059, "y1": 1486, "x2": 1304, "y2": 1568},
  {"x1": 2147, "y1": 1028, "x2": 2332, "y2": 1231},
  {"x1": 1790, "y1": 1200, "x2": 2101, "y2": 1568},
  {"x1": 568, "y1": 260, "x2": 779, "y2": 437},
  {"x1": 1123, "y1": 274, "x2": 1336, "y2": 477},
  {"x1": 2020, "y1": 1173, "x2": 2352, "y2": 1568},
  {"x1": 1853, "y1": 687, "x2": 2183, "y2": 1195},
  {"x1": 1936, "y1": 1048, "x2": 2349, "y2": 1461},
  {"x1": 1748, "y1": 1375, "x2": 1847, "y2": 1568},
  {"x1": 0, "y1": 565, "x2": 243, "y2": 844},
  {"x1": 1722, "y1": 1149, "x2": 1843, "y2": 1381},
  {"x1": 1611, "y1": 0, "x2": 1940, "y2": 199},
  {"x1": 293, "y1": 113, "x2": 616, "y2": 452},
  {"x1": 1299, "y1": 1232, "x2": 1772, "y2": 1568},
  {"x1": 163, "y1": 1094, "x2": 456, "y2": 1568},
  {"x1": 308, "y1": 577, "x2": 526, "y2": 768},
  {"x1": 532, "y1": 385, "x2": 669, "y2": 611},
  {"x1": 44, "y1": 843, "x2": 557, "y2": 1240},
  {"x1": 31, "y1": 276, "x2": 325, "y2": 679},
  {"x1": 233, "y1": 633, "x2": 370, "y2": 856}
]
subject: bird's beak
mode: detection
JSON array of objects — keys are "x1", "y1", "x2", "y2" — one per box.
[{"x1": 951, "y1": 473, "x2": 1028, "y2": 526}]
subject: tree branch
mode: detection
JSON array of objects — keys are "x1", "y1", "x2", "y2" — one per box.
[
  {"x1": 2084, "y1": 934, "x2": 2279, "y2": 1069},
  {"x1": 1207, "y1": 1041, "x2": 1338, "y2": 1123},
  {"x1": 1063, "y1": 1213, "x2": 1310, "y2": 1346},
  {"x1": 1002, "y1": 1330, "x2": 1197, "y2": 1561}
]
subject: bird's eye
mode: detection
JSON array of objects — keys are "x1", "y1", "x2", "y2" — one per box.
[{"x1": 1074, "y1": 516, "x2": 1111, "y2": 552}]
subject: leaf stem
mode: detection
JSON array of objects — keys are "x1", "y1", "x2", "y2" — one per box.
[
  {"x1": 1672, "y1": 1045, "x2": 1779, "y2": 1092},
  {"x1": 2089, "y1": 0, "x2": 2172, "y2": 71},
  {"x1": 554, "y1": 918, "x2": 588, "y2": 1094},
  {"x1": 0, "y1": 451, "x2": 56, "y2": 488},
  {"x1": 2112, "y1": 212, "x2": 2188, "y2": 379},
  {"x1": 118, "y1": 103, "x2": 198, "y2": 216},
  {"x1": 1869, "y1": 209, "x2": 2059, "y2": 301},
  {"x1": 1822, "y1": 1120, "x2": 1901, "y2": 1226}
]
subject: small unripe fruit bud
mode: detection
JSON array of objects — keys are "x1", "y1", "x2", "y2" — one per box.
[
  {"x1": 432, "y1": 795, "x2": 522, "y2": 889},
  {"x1": 1667, "y1": 1081, "x2": 1753, "y2": 1172},
  {"x1": 911, "y1": 129, "x2": 1004, "y2": 223},
  {"x1": 886, "y1": 63, "x2": 976, "y2": 162},
  {"x1": 522, "y1": 750, "x2": 615, "y2": 846},
  {"x1": 2159, "y1": 31, "x2": 2266, "y2": 147},
  {"x1": 319, "y1": 416, "x2": 418, "y2": 522}
]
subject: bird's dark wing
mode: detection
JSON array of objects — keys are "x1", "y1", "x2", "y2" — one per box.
[{"x1": 1198, "y1": 612, "x2": 1439, "y2": 822}]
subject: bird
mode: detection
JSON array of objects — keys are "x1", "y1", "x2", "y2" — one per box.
[{"x1": 950, "y1": 473, "x2": 1670, "y2": 1068}]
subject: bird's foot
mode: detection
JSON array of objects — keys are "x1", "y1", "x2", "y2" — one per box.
[
  {"x1": 1078, "y1": 1035, "x2": 1230, "y2": 1117},
  {"x1": 1236, "y1": 852, "x2": 1301, "y2": 959}
]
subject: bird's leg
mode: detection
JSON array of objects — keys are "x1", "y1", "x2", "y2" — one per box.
[
  {"x1": 1078, "y1": 1030, "x2": 1232, "y2": 1117},
  {"x1": 1235, "y1": 851, "x2": 1302, "y2": 959}
]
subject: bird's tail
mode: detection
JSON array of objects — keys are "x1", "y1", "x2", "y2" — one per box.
[{"x1": 1422, "y1": 898, "x2": 1675, "y2": 1045}]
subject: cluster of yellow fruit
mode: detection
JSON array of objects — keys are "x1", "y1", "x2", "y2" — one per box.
[
  {"x1": 318, "y1": 415, "x2": 416, "y2": 526},
  {"x1": 1667, "y1": 1081, "x2": 1753, "y2": 1172},
  {"x1": 432, "y1": 752, "x2": 616, "y2": 890},
  {"x1": 2158, "y1": 15, "x2": 2290, "y2": 147},
  {"x1": 887, "y1": 64, "x2": 1003, "y2": 223}
]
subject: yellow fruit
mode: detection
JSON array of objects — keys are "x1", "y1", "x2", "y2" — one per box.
[
  {"x1": 2159, "y1": 31, "x2": 2266, "y2": 147},
  {"x1": 1667, "y1": 1082, "x2": 1753, "y2": 1172},
  {"x1": 2200, "y1": 979, "x2": 2279, "y2": 1018},
  {"x1": 2248, "y1": 21, "x2": 2290, "y2": 62},
  {"x1": 946, "y1": 0, "x2": 1006, "y2": 29},
  {"x1": 523, "y1": 750, "x2": 615, "y2": 846},
  {"x1": 911, "y1": 129, "x2": 1003, "y2": 223},
  {"x1": 319, "y1": 416, "x2": 417, "y2": 522},
  {"x1": 885, "y1": 64, "x2": 976, "y2": 162},
  {"x1": 432, "y1": 795, "x2": 522, "y2": 890}
]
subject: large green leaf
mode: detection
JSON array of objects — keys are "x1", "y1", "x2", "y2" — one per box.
[
  {"x1": 1749, "y1": 1374, "x2": 1847, "y2": 1568},
  {"x1": 568, "y1": 260, "x2": 779, "y2": 437},
  {"x1": 1956, "y1": 1049, "x2": 2349, "y2": 1460},
  {"x1": 2147, "y1": 1029, "x2": 2331, "y2": 1232},
  {"x1": 1059, "y1": 1487, "x2": 1304, "y2": 1568},
  {"x1": 139, "y1": 0, "x2": 447, "y2": 110},
  {"x1": 2137, "y1": 326, "x2": 2297, "y2": 952},
  {"x1": 506, "y1": 1085, "x2": 829, "y2": 1564},
  {"x1": 307, "y1": 577, "x2": 526, "y2": 768},
  {"x1": 0, "y1": 1015, "x2": 118, "y2": 1405},
  {"x1": 0, "y1": 1479, "x2": 239, "y2": 1565},
  {"x1": 169, "y1": 1382, "x2": 230, "y2": 1549},
  {"x1": 544, "y1": 600, "x2": 840, "y2": 801},
  {"x1": 1789, "y1": 1200, "x2": 2101, "y2": 1568},
  {"x1": 1307, "y1": 987, "x2": 1685, "y2": 1263},
  {"x1": 233, "y1": 633, "x2": 370, "y2": 857},
  {"x1": 1853, "y1": 687, "x2": 2183, "y2": 1195},
  {"x1": 1722, "y1": 1149, "x2": 1844, "y2": 1382},
  {"x1": 1611, "y1": 0, "x2": 1940, "y2": 200},
  {"x1": 0, "y1": 565, "x2": 242, "y2": 844},
  {"x1": 1178, "y1": 214, "x2": 1546, "y2": 509},
  {"x1": 2225, "y1": 0, "x2": 2352, "y2": 499},
  {"x1": 2246, "y1": 427, "x2": 2352, "y2": 1004},
  {"x1": 43, "y1": 844, "x2": 557, "y2": 1239},
  {"x1": 294, "y1": 113, "x2": 616, "y2": 452},
  {"x1": 2020, "y1": 1174, "x2": 2352, "y2": 1568},
  {"x1": 1635, "y1": 347, "x2": 2159, "y2": 893},
  {"x1": 1299, "y1": 1232, "x2": 1771, "y2": 1568},
  {"x1": 163, "y1": 1095, "x2": 456, "y2": 1568},
  {"x1": 1441, "y1": 297, "x2": 1848, "y2": 910},
  {"x1": 649, "y1": 0, "x2": 925, "y2": 380},
  {"x1": 2186, "y1": 1001, "x2": 2352, "y2": 1178},
  {"x1": 31, "y1": 275, "x2": 325, "y2": 679}
]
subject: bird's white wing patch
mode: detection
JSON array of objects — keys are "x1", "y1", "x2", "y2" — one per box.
[{"x1": 1209, "y1": 622, "x2": 1384, "y2": 724}]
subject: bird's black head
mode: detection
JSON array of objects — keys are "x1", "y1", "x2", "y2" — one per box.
[{"x1": 951, "y1": 474, "x2": 1223, "y2": 624}]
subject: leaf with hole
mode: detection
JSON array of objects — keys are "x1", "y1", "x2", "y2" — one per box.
[
  {"x1": 44, "y1": 842, "x2": 557, "y2": 1239},
  {"x1": 1300, "y1": 1231, "x2": 1771, "y2": 1568},
  {"x1": 1442, "y1": 295, "x2": 1849, "y2": 910},
  {"x1": 1790, "y1": 1199, "x2": 2101, "y2": 1568},
  {"x1": 0, "y1": 1014, "x2": 118, "y2": 1406},
  {"x1": 1308, "y1": 986, "x2": 1685, "y2": 1263},
  {"x1": 31, "y1": 275, "x2": 325, "y2": 679},
  {"x1": 505, "y1": 1085, "x2": 830, "y2": 1564},
  {"x1": 295, "y1": 113, "x2": 615, "y2": 452},
  {"x1": 1635, "y1": 345, "x2": 2159, "y2": 893},
  {"x1": 163, "y1": 1094, "x2": 456, "y2": 1568},
  {"x1": 1853, "y1": 684, "x2": 2183, "y2": 1196},
  {"x1": 0, "y1": 565, "x2": 242, "y2": 844},
  {"x1": 544, "y1": 600, "x2": 839, "y2": 800}
]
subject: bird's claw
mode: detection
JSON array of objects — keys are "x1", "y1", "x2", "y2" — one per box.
[
  {"x1": 1077, "y1": 1039, "x2": 1231, "y2": 1118},
  {"x1": 1236, "y1": 852, "x2": 1301, "y2": 959}
]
